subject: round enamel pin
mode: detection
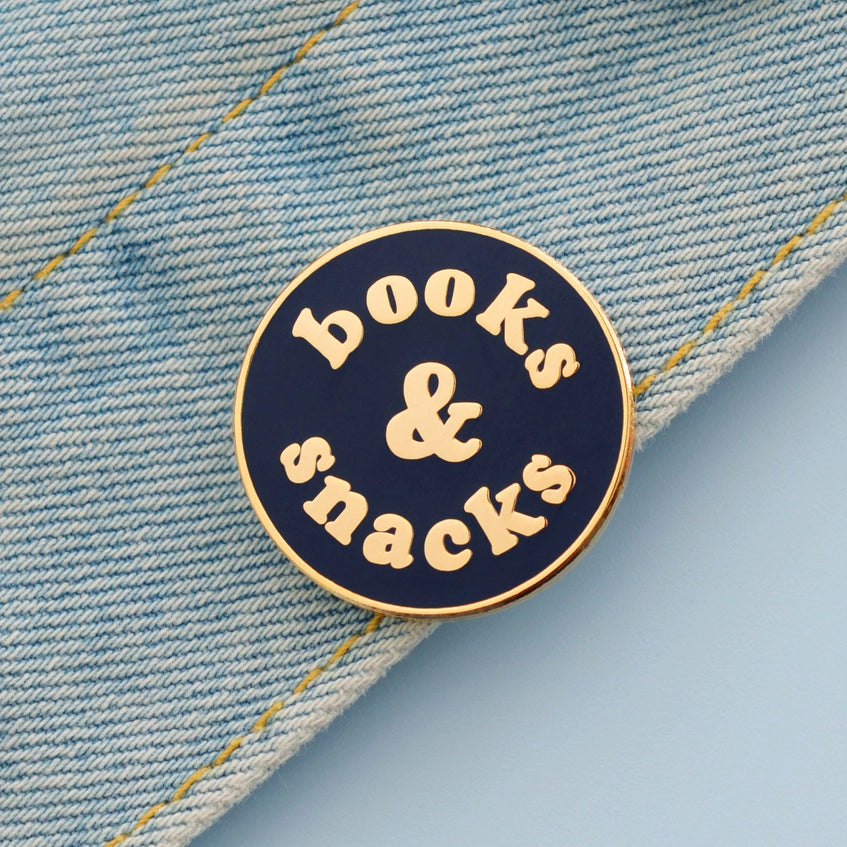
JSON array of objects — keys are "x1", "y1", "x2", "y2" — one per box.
[{"x1": 234, "y1": 222, "x2": 634, "y2": 619}]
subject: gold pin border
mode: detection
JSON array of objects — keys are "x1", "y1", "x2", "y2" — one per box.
[{"x1": 234, "y1": 221, "x2": 635, "y2": 620}]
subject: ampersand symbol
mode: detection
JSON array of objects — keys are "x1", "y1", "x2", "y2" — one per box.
[{"x1": 385, "y1": 362, "x2": 483, "y2": 463}]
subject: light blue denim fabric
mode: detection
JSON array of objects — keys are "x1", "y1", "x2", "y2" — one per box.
[{"x1": 2, "y1": 1, "x2": 846, "y2": 845}]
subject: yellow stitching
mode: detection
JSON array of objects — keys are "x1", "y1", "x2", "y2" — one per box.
[
  {"x1": 736, "y1": 268, "x2": 766, "y2": 302},
  {"x1": 103, "y1": 612, "x2": 383, "y2": 846},
  {"x1": 333, "y1": 0, "x2": 359, "y2": 25},
  {"x1": 68, "y1": 227, "x2": 98, "y2": 255},
  {"x1": 806, "y1": 199, "x2": 840, "y2": 236},
  {"x1": 31, "y1": 253, "x2": 66, "y2": 281},
  {"x1": 293, "y1": 29, "x2": 328, "y2": 64},
  {"x1": 170, "y1": 766, "x2": 212, "y2": 802},
  {"x1": 184, "y1": 132, "x2": 214, "y2": 153},
  {"x1": 144, "y1": 163, "x2": 173, "y2": 189},
  {"x1": 0, "y1": 289, "x2": 23, "y2": 310},
  {"x1": 633, "y1": 191, "x2": 847, "y2": 397},
  {"x1": 251, "y1": 700, "x2": 283, "y2": 732},
  {"x1": 258, "y1": 67, "x2": 289, "y2": 97},
  {"x1": 662, "y1": 339, "x2": 696, "y2": 373},
  {"x1": 773, "y1": 233, "x2": 803, "y2": 264},
  {"x1": 10, "y1": 0, "x2": 360, "y2": 308},
  {"x1": 222, "y1": 96, "x2": 255, "y2": 124},
  {"x1": 105, "y1": 191, "x2": 141, "y2": 222},
  {"x1": 703, "y1": 301, "x2": 735, "y2": 334},
  {"x1": 291, "y1": 667, "x2": 324, "y2": 696},
  {"x1": 134, "y1": 803, "x2": 168, "y2": 830},
  {"x1": 212, "y1": 735, "x2": 244, "y2": 767}
]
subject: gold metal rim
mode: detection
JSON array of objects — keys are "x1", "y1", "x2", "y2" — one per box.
[{"x1": 233, "y1": 220, "x2": 635, "y2": 620}]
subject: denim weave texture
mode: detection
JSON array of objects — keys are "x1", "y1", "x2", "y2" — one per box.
[{"x1": 2, "y1": 1, "x2": 847, "y2": 844}]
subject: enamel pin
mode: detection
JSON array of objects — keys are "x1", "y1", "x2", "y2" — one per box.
[{"x1": 234, "y1": 222, "x2": 634, "y2": 618}]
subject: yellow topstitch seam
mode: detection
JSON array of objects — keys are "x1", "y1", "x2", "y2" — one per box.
[
  {"x1": 0, "y1": 0, "x2": 359, "y2": 313},
  {"x1": 103, "y1": 613, "x2": 383, "y2": 847},
  {"x1": 633, "y1": 192, "x2": 847, "y2": 398}
]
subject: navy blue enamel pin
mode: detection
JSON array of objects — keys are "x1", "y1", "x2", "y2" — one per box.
[{"x1": 234, "y1": 222, "x2": 634, "y2": 618}]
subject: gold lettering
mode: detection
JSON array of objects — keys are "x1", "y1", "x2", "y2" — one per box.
[
  {"x1": 475, "y1": 273, "x2": 549, "y2": 355},
  {"x1": 522, "y1": 454, "x2": 575, "y2": 505},
  {"x1": 362, "y1": 513, "x2": 414, "y2": 569},
  {"x1": 524, "y1": 343, "x2": 580, "y2": 389},
  {"x1": 424, "y1": 268, "x2": 476, "y2": 317},
  {"x1": 279, "y1": 436, "x2": 336, "y2": 483},
  {"x1": 464, "y1": 482, "x2": 546, "y2": 555},
  {"x1": 366, "y1": 275, "x2": 418, "y2": 325},
  {"x1": 302, "y1": 475, "x2": 368, "y2": 545},
  {"x1": 291, "y1": 307, "x2": 364, "y2": 369},
  {"x1": 385, "y1": 362, "x2": 482, "y2": 463},
  {"x1": 424, "y1": 518, "x2": 472, "y2": 572}
]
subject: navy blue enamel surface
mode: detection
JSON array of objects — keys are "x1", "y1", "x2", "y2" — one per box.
[{"x1": 239, "y1": 226, "x2": 627, "y2": 612}]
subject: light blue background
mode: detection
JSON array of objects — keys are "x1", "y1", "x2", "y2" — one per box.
[{"x1": 195, "y1": 258, "x2": 847, "y2": 846}]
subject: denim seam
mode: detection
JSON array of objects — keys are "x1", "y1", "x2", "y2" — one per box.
[
  {"x1": 0, "y1": 0, "x2": 360, "y2": 315},
  {"x1": 633, "y1": 189, "x2": 847, "y2": 398},
  {"x1": 102, "y1": 613, "x2": 384, "y2": 847}
]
